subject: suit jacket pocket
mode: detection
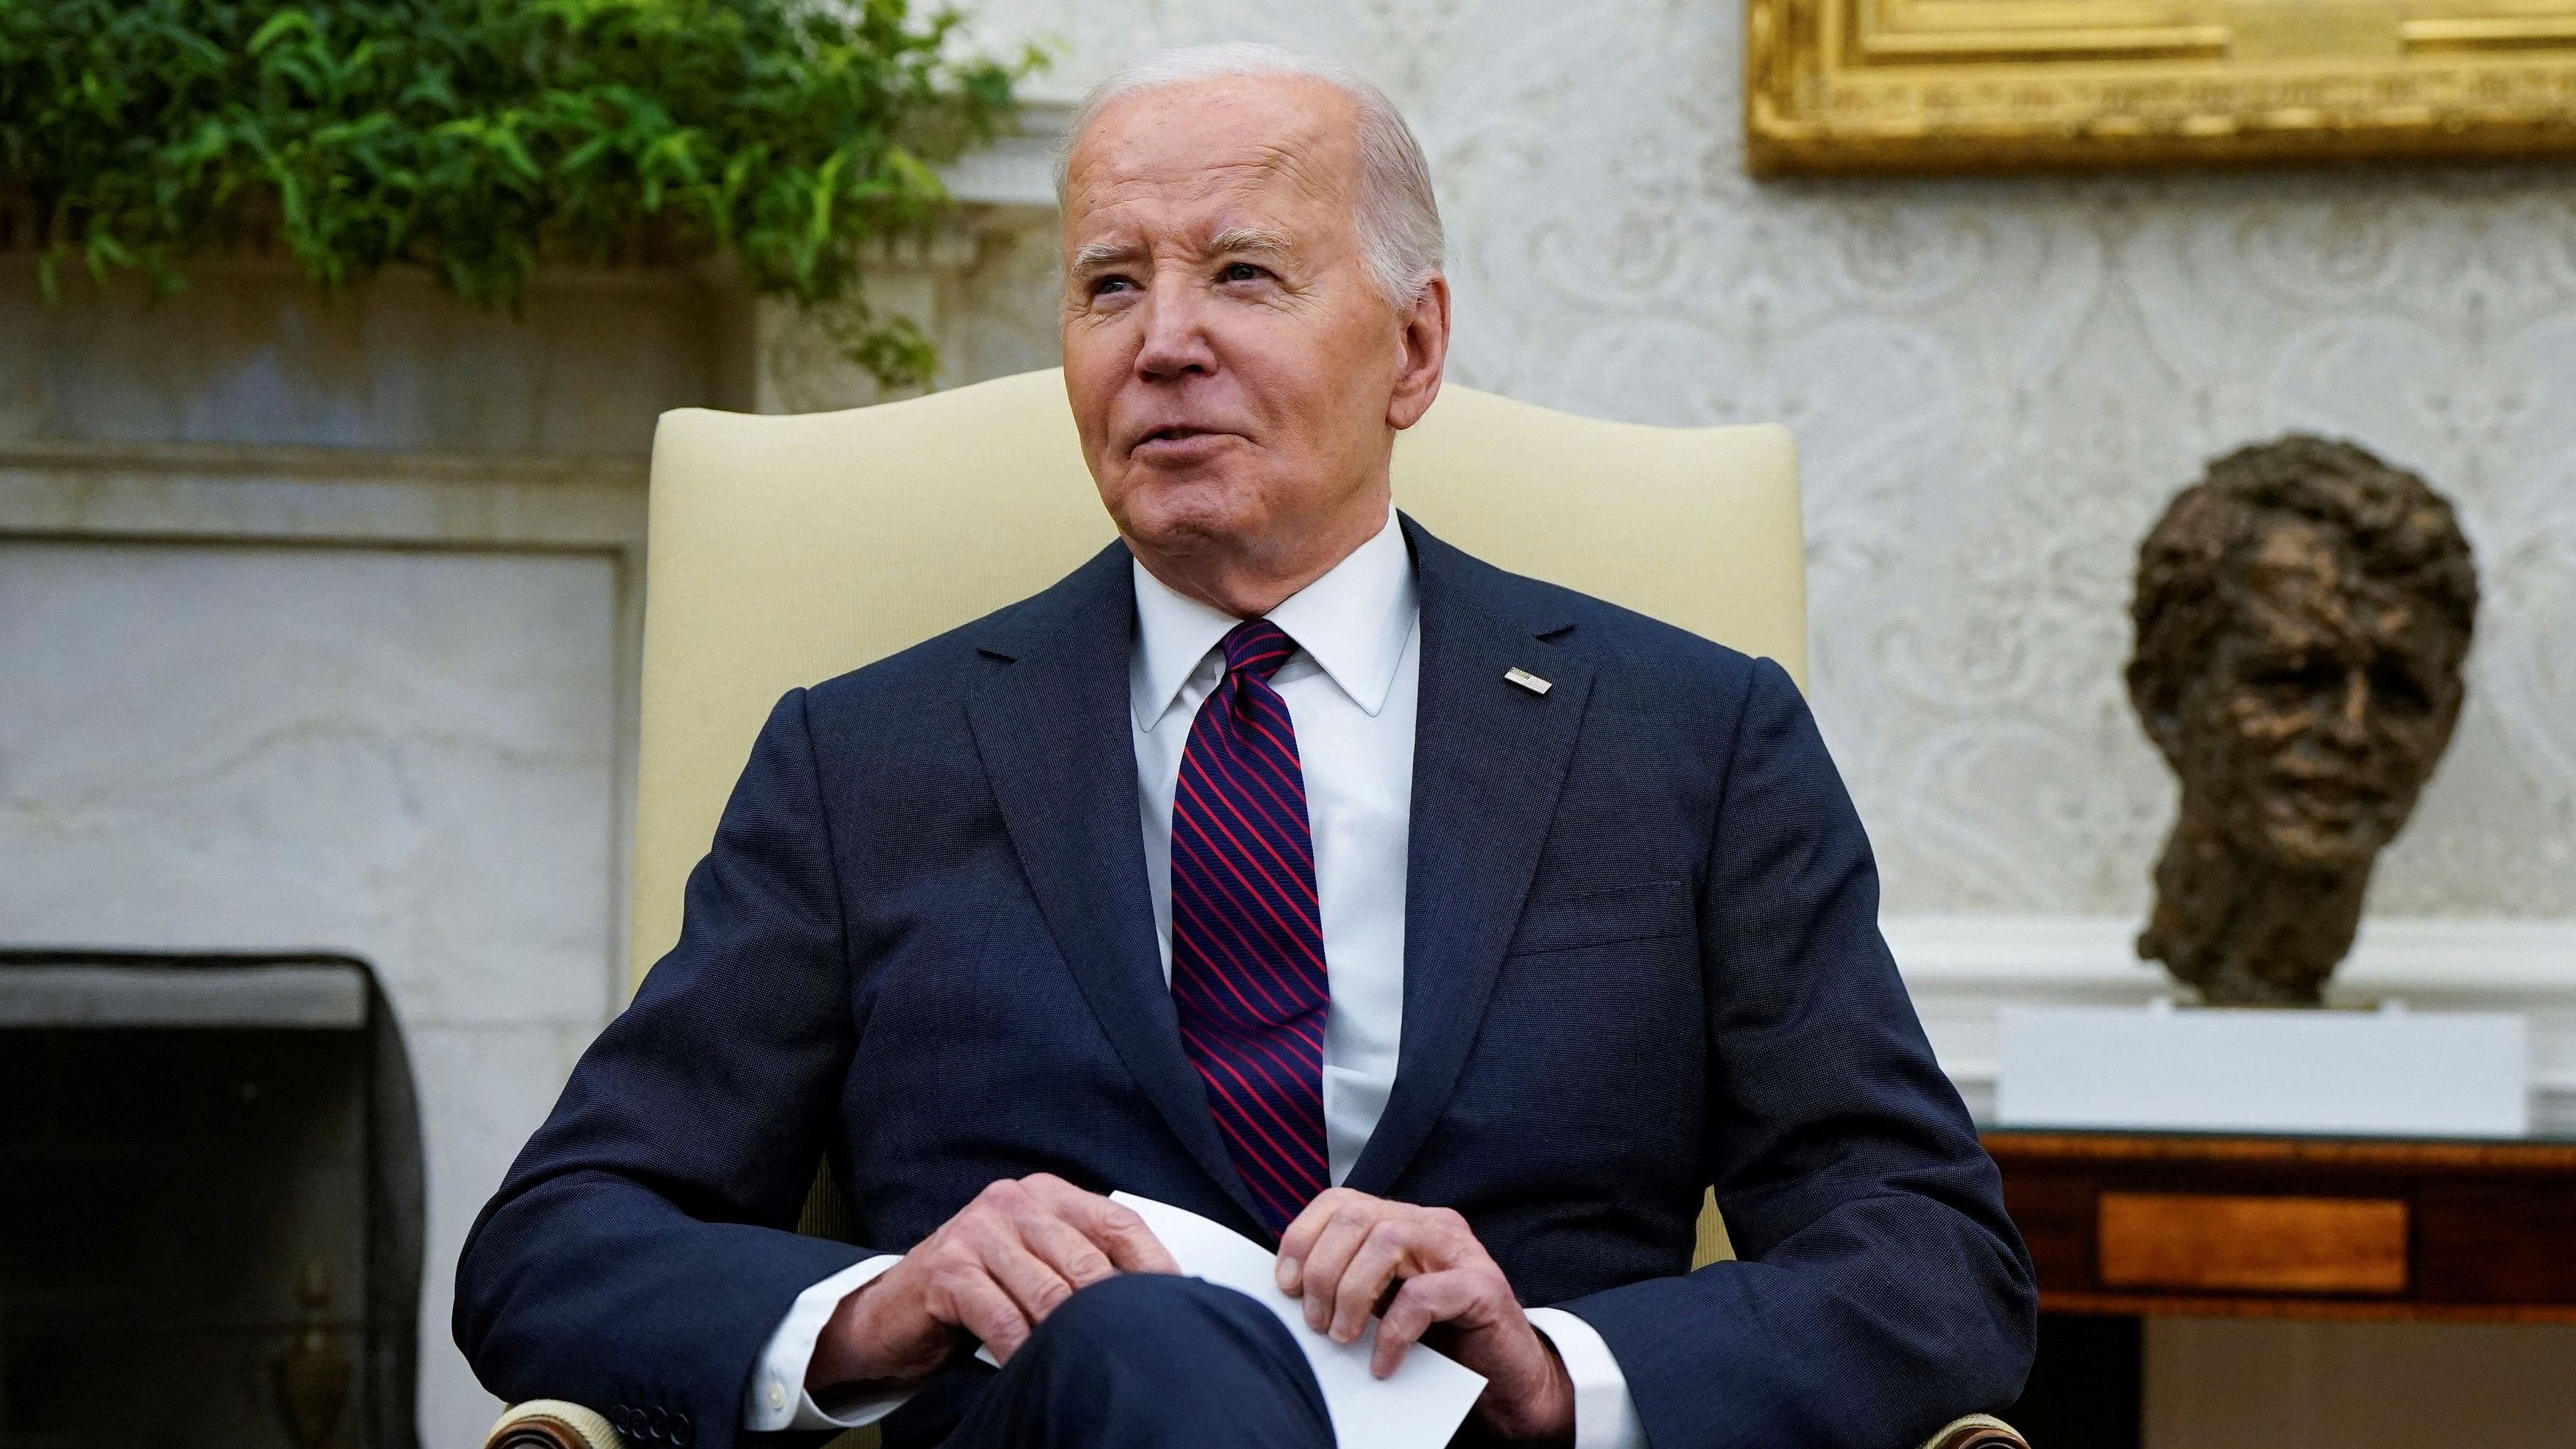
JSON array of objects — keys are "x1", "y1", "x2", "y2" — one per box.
[{"x1": 1505, "y1": 877, "x2": 1694, "y2": 956}]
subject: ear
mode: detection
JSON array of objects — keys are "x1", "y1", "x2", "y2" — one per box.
[{"x1": 1386, "y1": 272, "x2": 1451, "y2": 431}]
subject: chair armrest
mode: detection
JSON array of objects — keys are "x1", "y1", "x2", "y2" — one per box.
[
  {"x1": 488, "y1": 1400, "x2": 884, "y2": 1449},
  {"x1": 1920, "y1": 1413, "x2": 2029, "y2": 1449},
  {"x1": 486, "y1": 1401, "x2": 622, "y2": 1449}
]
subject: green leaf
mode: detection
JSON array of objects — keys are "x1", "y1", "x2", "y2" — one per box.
[
  {"x1": 247, "y1": 10, "x2": 319, "y2": 55},
  {"x1": 0, "y1": 0, "x2": 1031, "y2": 388}
]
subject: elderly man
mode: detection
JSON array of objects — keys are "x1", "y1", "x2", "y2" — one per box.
[{"x1": 456, "y1": 43, "x2": 2034, "y2": 1449}]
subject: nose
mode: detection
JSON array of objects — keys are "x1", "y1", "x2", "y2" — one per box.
[
  {"x1": 2327, "y1": 665, "x2": 2371, "y2": 747},
  {"x1": 1133, "y1": 280, "x2": 1217, "y2": 381}
]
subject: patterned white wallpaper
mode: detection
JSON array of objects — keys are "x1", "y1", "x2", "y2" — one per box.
[{"x1": 950, "y1": 0, "x2": 2576, "y2": 920}]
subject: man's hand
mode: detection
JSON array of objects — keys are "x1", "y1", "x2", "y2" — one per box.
[
  {"x1": 1276, "y1": 1188, "x2": 1574, "y2": 1445},
  {"x1": 807, "y1": 1174, "x2": 1179, "y2": 1389}
]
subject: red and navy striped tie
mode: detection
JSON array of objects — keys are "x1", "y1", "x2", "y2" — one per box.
[{"x1": 1171, "y1": 618, "x2": 1331, "y2": 1233}]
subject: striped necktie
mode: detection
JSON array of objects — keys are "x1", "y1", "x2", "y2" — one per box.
[{"x1": 1170, "y1": 617, "x2": 1331, "y2": 1233}]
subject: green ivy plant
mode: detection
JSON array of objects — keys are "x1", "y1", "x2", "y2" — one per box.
[{"x1": 0, "y1": 0, "x2": 1038, "y2": 387}]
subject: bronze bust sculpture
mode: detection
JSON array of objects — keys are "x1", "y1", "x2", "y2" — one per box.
[{"x1": 2125, "y1": 436, "x2": 2479, "y2": 1006}]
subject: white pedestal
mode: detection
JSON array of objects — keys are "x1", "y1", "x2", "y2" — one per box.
[{"x1": 1997, "y1": 1002, "x2": 2530, "y2": 1138}]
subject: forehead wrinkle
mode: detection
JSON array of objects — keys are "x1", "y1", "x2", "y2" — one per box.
[
  {"x1": 1075, "y1": 152, "x2": 1350, "y2": 223},
  {"x1": 1064, "y1": 168, "x2": 1343, "y2": 271},
  {"x1": 1063, "y1": 85, "x2": 1362, "y2": 224},
  {"x1": 1239, "y1": 135, "x2": 1354, "y2": 203},
  {"x1": 1058, "y1": 81, "x2": 1367, "y2": 286}
]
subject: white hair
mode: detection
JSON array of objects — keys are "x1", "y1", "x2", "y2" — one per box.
[{"x1": 1055, "y1": 43, "x2": 1446, "y2": 308}]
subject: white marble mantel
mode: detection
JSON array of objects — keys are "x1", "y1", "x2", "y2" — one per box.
[{"x1": 1887, "y1": 914, "x2": 2576, "y2": 1133}]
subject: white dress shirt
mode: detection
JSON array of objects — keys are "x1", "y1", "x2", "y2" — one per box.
[{"x1": 745, "y1": 511, "x2": 1644, "y2": 1448}]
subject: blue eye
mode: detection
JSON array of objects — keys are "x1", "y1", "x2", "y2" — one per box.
[
  {"x1": 1092, "y1": 275, "x2": 1134, "y2": 296},
  {"x1": 1221, "y1": 262, "x2": 1265, "y2": 283}
]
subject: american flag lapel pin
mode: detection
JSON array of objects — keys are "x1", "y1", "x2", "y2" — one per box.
[{"x1": 1504, "y1": 667, "x2": 1553, "y2": 695}]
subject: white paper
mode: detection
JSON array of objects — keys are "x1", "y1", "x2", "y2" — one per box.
[
  {"x1": 1116, "y1": 1192, "x2": 1489, "y2": 1448},
  {"x1": 975, "y1": 1193, "x2": 1487, "y2": 1446}
]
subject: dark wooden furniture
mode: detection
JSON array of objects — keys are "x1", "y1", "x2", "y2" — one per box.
[
  {"x1": 1987, "y1": 1129, "x2": 2576, "y2": 1448},
  {"x1": 1986, "y1": 1129, "x2": 2576, "y2": 1322}
]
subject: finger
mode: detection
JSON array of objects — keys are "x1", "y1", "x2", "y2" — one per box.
[
  {"x1": 1340, "y1": 1219, "x2": 1443, "y2": 1348},
  {"x1": 1023, "y1": 1176, "x2": 1181, "y2": 1275},
  {"x1": 1277, "y1": 1188, "x2": 1366, "y2": 1291},
  {"x1": 1372, "y1": 1269, "x2": 1483, "y2": 1378},
  {"x1": 974, "y1": 1231, "x2": 1080, "y2": 1324},
  {"x1": 1298, "y1": 1203, "x2": 1383, "y2": 1331},
  {"x1": 1087, "y1": 1199, "x2": 1181, "y2": 1275},
  {"x1": 1015, "y1": 1209, "x2": 1119, "y2": 1292},
  {"x1": 934, "y1": 1269, "x2": 1033, "y2": 1364}
]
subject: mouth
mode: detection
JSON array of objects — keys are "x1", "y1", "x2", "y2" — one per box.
[
  {"x1": 1128, "y1": 425, "x2": 1237, "y2": 458},
  {"x1": 2265, "y1": 770, "x2": 2388, "y2": 823}
]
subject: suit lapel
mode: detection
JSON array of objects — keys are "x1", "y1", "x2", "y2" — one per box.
[
  {"x1": 1345, "y1": 520, "x2": 1594, "y2": 1197},
  {"x1": 963, "y1": 543, "x2": 1267, "y2": 1229}
]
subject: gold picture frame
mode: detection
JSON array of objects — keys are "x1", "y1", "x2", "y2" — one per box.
[{"x1": 1746, "y1": 0, "x2": 2576, "y2": 174}]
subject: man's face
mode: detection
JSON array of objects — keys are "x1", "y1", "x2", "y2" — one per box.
[
  {"x1": 1058, "y1": 77, "x2": 1430, "y2": 573},
  {"x1": 2176, "y1": 519, "x2": 2465, "y2": 869}
]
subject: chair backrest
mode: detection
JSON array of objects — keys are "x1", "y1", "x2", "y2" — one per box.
[{"x1": 635, "y1": 366, "x2": 1805, "y2": 1266}]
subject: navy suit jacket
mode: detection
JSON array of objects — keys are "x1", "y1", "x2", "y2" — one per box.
[{"x1": 456, "y1": 517, "x2": 2035, "y2": 1449}]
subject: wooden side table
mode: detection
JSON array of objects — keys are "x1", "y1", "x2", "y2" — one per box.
[{"x1": 1984, "y1": 1129, "x2": 2576, "y2": 1446}]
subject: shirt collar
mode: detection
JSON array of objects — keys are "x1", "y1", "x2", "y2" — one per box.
[{"x1": 1130, "y1": 508, "x2": 1417, "y2": 731}]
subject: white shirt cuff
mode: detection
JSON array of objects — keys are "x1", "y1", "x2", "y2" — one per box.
[
  {"x1": 740, "y1": 1254, "x2": 908, "y2": 1431},
  {"x1": 1525, "y1": 1306, "x2": 1649, "y2": 1449}
]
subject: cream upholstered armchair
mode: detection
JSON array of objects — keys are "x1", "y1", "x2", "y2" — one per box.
[{"x1": 484, "y1": 369, "x2": 2027, "y2": 1449}]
